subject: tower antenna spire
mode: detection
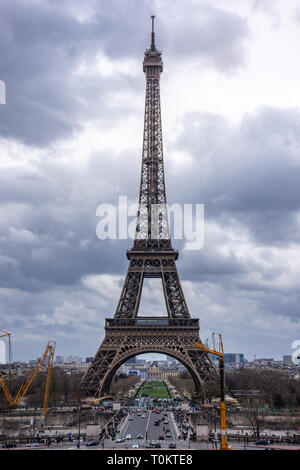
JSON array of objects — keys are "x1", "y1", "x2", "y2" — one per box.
[{"x1": 151, "y1": 15, "x2": 155, "y2": 49}]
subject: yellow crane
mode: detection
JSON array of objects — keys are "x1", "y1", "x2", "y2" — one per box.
[
  {"x1": 0, "y1": 373, "x2": 14, "y2": 407},
  {"x1": 0, "y1": 340, "x2": 55, "y2": 415},
  {"x1": 90, "y1": 395, "x2": 113, "y2": 405},
  {"x1": 194, "y1": 334, "x2": 232, "y2": 451}
]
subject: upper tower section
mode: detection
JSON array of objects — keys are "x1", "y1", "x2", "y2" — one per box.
[
  {"x1": 143, "y1": 16, "x2": 163, "y2": 76},
  {"x1": 130, "y1": 15, "x2": 172, "y2": 253}
]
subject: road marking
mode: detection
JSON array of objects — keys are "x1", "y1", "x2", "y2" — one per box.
[
  {"x1": 121, "y1": 414, "x2": 131, "y2": 437},
  {"x1": 145, "y1": 410, "x2": 151, "y2": 440},
  {"x1": 169, "y1": 411, "x2": 176, "y2": 442}
]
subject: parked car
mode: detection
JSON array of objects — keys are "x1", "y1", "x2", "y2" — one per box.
[
  {"x1": 86, "y1": 440, "x2": 99, "y2": 447},
  {"x1": 255, "y1": 439, "x2": 269, "y2": 445},
  {"x1": 2, "y1": 442, "x2": 17, "y2": 448}
]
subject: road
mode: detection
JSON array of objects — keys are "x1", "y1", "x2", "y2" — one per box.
[{"x1": 122, "y1": 410, "x2": 176, "y2": 445}]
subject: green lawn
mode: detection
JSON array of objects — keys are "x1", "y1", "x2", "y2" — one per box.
[{"x1": 135, "y1": 380, "x2": 171, "y2": 399}]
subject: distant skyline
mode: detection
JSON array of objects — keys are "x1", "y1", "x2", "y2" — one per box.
[{"x1": 0, "y1": 0, "x2": 300, "y2": 363}]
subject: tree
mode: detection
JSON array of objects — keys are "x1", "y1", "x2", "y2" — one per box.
[{"x1": 273, "y1": 393, "x2": 284, "y2": 410}]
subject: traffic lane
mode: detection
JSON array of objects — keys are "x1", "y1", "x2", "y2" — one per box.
[
  {"x1": 121, "y1": 410, "x2": 176, "y2": 443},
  {"x1": 123, "y1": 412, "x2": 149, "y2": 439},
  {"x1": 147, "y1": 411, "x2": 175, "y2": 442}
]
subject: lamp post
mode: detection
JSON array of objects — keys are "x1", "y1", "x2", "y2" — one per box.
[{"x1": 77, "y1": 405, "x2": 81, "y2": 449}]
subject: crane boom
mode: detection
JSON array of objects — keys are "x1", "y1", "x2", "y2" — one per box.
[
  {"x1": 14, "y1": 342, "x2": 55, "y2": 406},
  {"x1": 0, "y1": 340, "x2": 55, "y2": 415},
  {"x1": 91, "y1": 395, "x2": 113, "y2": 405},
  {"x1": 194, "y1": 334, "x2": 231, "y2": 451},
  {"x1": 0, "y1": 373, "x2": 14, "y2": 406},
  {"x1": 43, "y1": 345, "x2": 54, "y2": 415}
]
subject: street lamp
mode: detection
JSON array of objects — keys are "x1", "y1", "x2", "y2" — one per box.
[{"x1": 77, "y1": 405, "x2": 81, "y2": 449}]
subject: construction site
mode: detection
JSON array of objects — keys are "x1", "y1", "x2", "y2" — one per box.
[{"x1": 1, "y1": 331, "x2": 300, "y2": 451}]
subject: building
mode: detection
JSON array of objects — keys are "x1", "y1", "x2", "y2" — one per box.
[
  {"x1": 223, "y1": 353, "x2": 245, "y2": 366},
  {"x1": 66, "y1": 355, "x2": 84, "y2": 364},
  {"x1": 147, "y1": 365, "x2": 163, "y2": 381},
  {"x1": 125, "y1": 357, "x2": 136, "y2": 364},
  {"x1": 55, "y1": 355, "x2": 64, "y2": 364},
  {"x1": 166, "y1": 356, "x2": 178, "y2": 363},
  {"x1": 283, "y1": 355, "x2": 293, "y2": 365},
  {"x1": 126, "y1": 367, "x2": 147, "y2": 380},
  {"x1": 254, "y1": 358, "x2": 275, "y2": 367},
  {"x1": 162, "y1": 370, "x2": 180, "y2": 381}
]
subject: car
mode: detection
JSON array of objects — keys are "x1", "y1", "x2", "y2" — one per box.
[
  {"x1": 26, "y1": 442, "x2": 40, "y2": 447},
  {"x1": 2, "y1": 442, "x2": 17, "y2": 448},
  {"x1": 132, "y1": 441, "x2": 139, "y2": 448},
  {"x1": 136, "y1": 434, "x2": 143, "y2": 440},
  {"x1": 125, "y1": 434, "x2": 132, "y2": 440},
  {"x1": 154, "y1": 420, "x2": 160, "y2": 426},
  {"x1": 155, "y1": 443, "x2": 161, "y2": 448},
  {"x1": 255, "y1": 439, "x2": 269, "y2": 445},
  {"x1": 116, "y1": 437, "x2": 125, "y2": 443},
  {"x1": 169, "y1": 442, "x2": 176, "y2": 449},
  {"x1": 141, "y1": 414, "x2": 146, "y2": 418},
  {"x1": 128, "y1": 417, "x2": 133, "y2": 421},
  {"x1": 86, "y1": 440, "x2": 99, "y2": 447},
  {"x1": 145, "y1": 443, "x2": 156, "y2": 448}
]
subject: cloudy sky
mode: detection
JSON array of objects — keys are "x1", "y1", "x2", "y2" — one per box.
[{"x1": 1, "y1": 0, "x2": 300, "y2": 364}]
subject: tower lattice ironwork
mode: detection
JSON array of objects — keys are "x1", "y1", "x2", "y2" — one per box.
[{"x1": 80, "y1": 17, "x2": 217, "y2": 398}]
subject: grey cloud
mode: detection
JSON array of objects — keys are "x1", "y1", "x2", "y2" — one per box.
[
  {"x1": 168, "y1": 107, "x2": 300, "y2": 246},
  {"x1": 0, "y1": 0, "x2": 149, "y2": 145},
  {"x1": 162, "y1": 3, "x2": 250, "y2": 73},
  {"x1": 0, "y1": 144, "x2": 142, "y2": 293},
  {"x1": 1, "y1": 0, "x2": 299, "y2": 361},
  {"x1": 0, "y1": 0, "x2": 251, "y2": 146}
]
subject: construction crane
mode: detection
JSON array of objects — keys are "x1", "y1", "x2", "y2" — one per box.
[
  {"x1": 0, "y1": 341, "x2": 55, "y2": 415},
  {"x1": 90, "y1": 395, "x2": 113, "y2": 405},
  {"x1": 0, "y1": 373, "x2": 14, "y2": 407},
  {"x1": 0, "y1": 330, "x2": 14, "y2": 406},
  {"x1": 194, "y1": 334, "x2": 232, "y2": 451},
  {"x1": 0, "y1": 329, "x2": 12, "y2": 364}
]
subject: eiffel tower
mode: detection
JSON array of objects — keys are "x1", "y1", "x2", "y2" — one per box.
[{"x1": 80, "y1": 17, "x2": 217, "y2": 398}]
